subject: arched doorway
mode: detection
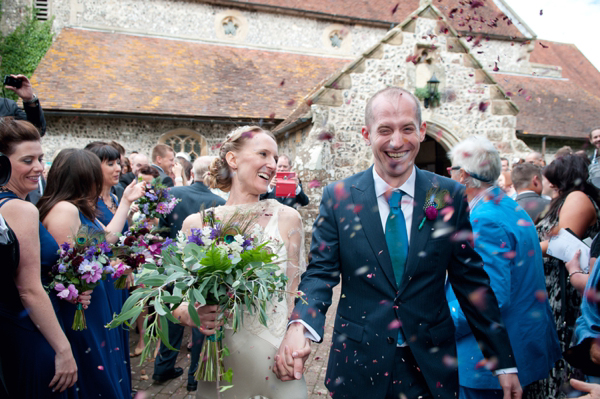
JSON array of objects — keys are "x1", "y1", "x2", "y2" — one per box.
[
  {"x1": 415, "y1": 122, "x2": 458, "y2": 177},
  {"x1": 158, "y1": 129, "x2": 208, "y2": 161}
]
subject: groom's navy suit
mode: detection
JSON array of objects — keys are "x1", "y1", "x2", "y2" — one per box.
[{"x1": 294, "y1": 166, "x2": 516, "y2": 398}]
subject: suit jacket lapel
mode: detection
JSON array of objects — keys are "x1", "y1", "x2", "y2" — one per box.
[
  {"x1": 398, "y1": 168, "x2": 432, "y2": 295},
  {"x1": 351, "y1": 167, "x2": 398, "y2": 289}
]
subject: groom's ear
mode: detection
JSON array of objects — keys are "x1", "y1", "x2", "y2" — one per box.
[{"x1": 361, "y1": 126, "x2": 371, "y2": 145}]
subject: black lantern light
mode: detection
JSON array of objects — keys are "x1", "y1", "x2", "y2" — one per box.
[{"x1": 424, "y1": 74, "x2": 440, "y2": 109}]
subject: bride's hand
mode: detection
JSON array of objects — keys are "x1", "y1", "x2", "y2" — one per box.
[{"x1": 173, "y1": 303, "x2": 223, "y2": 335}]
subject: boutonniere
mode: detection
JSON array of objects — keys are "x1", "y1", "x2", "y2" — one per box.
[{"x1": 418, "y1": 187, "x2": 450, "y2": 230}]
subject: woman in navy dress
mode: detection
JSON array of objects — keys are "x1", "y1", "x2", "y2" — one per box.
[
  {"x1": 85, "y1": 142, "x2": 133, "y2": 383},
  {"x1": 38, "y1": 148, "x2": 145, "y2": 399},
  {"x1": 0, "y1": 118, "x2": 78, "y2": 398}
]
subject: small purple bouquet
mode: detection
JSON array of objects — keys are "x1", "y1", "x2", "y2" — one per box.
[
  {"x1": 110, "y1": 223, "x2": 172, "y2": 289},
  {"x1": 48, "y1": 226, "x2": 112, "y2": 330},
  {"x1": 136, "y1": 179, "x2": 180, "y2": 220}
]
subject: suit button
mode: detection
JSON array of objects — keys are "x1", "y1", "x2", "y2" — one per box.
[{"x1": 387, "y1": 337, "x2": 394, "y2": 344}]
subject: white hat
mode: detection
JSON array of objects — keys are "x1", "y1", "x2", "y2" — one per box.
[{"x1": 175, "y1": 152, "x2": 191, "y2": 162}]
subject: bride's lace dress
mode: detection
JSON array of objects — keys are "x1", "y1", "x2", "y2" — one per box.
[{"x1": 195, "y1": 199, "x2": 307, "y2": 399}]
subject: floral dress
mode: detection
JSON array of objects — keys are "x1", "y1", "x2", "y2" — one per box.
[{"x1": 527, "y1": 196, "x2": 600, "y2": 398}]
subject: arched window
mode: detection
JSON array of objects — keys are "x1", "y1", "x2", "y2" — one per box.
[{"x1": 158, "y1": 129, "x2": 208, "y2": 161}]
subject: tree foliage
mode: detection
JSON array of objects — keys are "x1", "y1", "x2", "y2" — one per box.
[{"x1": 0, "y1": 5, "x2": 54, "y2": 100}]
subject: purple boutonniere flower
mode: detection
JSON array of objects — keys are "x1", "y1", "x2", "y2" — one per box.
[
  {"x1": 419, "y1": 187, "x2": 450, "y2": 230},
  {"x1": 425, "y1": 205, "x2": 438, "y2": 221}
]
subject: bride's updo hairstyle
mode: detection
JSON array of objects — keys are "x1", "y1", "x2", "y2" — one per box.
[{"x1": 205, "y1": 125, "x2": 276, "y2": 192}]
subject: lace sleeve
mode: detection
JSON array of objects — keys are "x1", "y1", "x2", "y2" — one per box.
[{"x1": 277, "y1": 206, "x2": 306, "y2": 290}]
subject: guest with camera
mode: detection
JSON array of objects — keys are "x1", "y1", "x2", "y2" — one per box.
[
  {"x1": 0, "y1": 117, "x2": 78, "y2": 398},
  {"x1": 1, "y1": 74, "x2": 46, "y2": 136},
  {"x1": 260, "y1": 154, "x2": 309, "y2": 208}
]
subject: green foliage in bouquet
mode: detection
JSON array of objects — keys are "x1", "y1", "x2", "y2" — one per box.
[{"x1": 108, "y1": 210, "x2": 295, "y2": 393}]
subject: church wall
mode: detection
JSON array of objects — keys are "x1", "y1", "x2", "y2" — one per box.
[
  {"x1": 286, "y1": 17, "x2": 530, "y2": 228},
  {"x1": 1, "y1": 0, "x2": 33, "y2": 36},
  {"x1": 41, "y1": 115, "x2": 233, "y2": 160},
  {"x1": 47, "y1": 0, "x2": 386, "y2": 58}
]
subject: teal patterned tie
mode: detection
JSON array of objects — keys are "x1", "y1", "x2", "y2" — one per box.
[{"x1": 385, "y1": 191, "x2": 409, "y2": 287}]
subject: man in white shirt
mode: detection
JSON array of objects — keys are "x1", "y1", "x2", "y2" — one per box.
[{"x1": 274, "y1": 87, "x2": 522, "y2": 399}]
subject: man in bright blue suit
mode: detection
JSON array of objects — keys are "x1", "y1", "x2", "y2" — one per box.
[
  {"x1": 274, "y1": 87, "x2": 522, "y2": 398},
  {"x1": 447, "y1": 136, "x2": 561, "y2": 398}
]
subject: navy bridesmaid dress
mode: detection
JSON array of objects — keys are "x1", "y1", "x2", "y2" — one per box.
[
  {"x1": 0, "y1": 191, "x2": 71, "y2": 398},
  {"x1": 97, "y1": 194, "x2": 131, "y2": 382},
  {"x1": 55, "y1": 211, "x2": 132, "y2": 399}
]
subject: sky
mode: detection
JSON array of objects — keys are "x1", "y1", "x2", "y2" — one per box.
[{"x1": 503, "y1": 0, "x2": 600, "y2": 71}]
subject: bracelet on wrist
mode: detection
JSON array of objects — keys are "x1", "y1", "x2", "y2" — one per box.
[{"x1": 568, "y1": 270, "x2": 588, "y2": 284}]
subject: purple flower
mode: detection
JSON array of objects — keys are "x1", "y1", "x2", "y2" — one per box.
[
  {"x1": 112, "y1": 262, "x2": 130, "y2": 279},
  {"x1": 162, "y1": 238, "x2": 174, "y2": 248},
  {"x1": 78, "y1": 260, "x2": 103, "y2": 284},
  {"x1": 425, "y1": 206, "x2": 438, "y2": 221},
  {"x1": 145, "y1": 192, "x2": 158, "y2": 201},
  {"x1": 156, "y1": 202, "x2": 168, "y2": 215},
  {"x1": 60, "y1": 242, "x2": 71, "y2": 251},
  {"x1": 143, "y1": 204, "x2": 150, "y2": 215},
  {"x1": 209, "y1": 225, "x2": 222, "y2": 240},
  {"x1": 188, "y1": 229, "x2": 205, "y2": 246},
  {"x1": 55, "y1": 283, "x2": 79, "y2": 301},
  {"x1": 98, "y1": 241, "x2": 111, "y2": 253},
  {"x1": 103, "y1": 265, "x2": 115, "y2": 274},
  {"x1": 58, "y1": 264, "x2": 67, "y2": 273}
]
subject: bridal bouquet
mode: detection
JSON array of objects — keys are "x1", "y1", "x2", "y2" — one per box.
[
  {"x1": 48, "y1": 226, "x2": 112, "y2": 330},
  {"x1": 108, "y1": 211, "x2": 294, "y2": 393},
  {"x1": 110, "y1": 223, "x2": 171, "y2": 289},
  {"x1": 136, "y1": 178, "x2": 180, "y2": 220}
]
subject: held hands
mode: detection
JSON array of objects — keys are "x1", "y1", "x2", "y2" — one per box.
[
  {"x1": 273, "y1": 323, "x2": 311, "y2": 381},
  {"x1": 50, "y1": 347, "x2": 77, "y2": 392},
  {"x1": 5, "y1": 74, "x2": 35, "y2": 102},
  {"x1": 498, "y1": 373, "x2": 522, "y2": 399}
]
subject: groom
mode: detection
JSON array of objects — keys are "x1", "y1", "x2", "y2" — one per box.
[{"x1": 274, "y1": 87, "x2": 522, "y2": 398}]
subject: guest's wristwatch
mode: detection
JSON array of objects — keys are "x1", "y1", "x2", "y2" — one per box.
[{"x1": 23, "y1": 94, "x2": 39, "y2": 106}]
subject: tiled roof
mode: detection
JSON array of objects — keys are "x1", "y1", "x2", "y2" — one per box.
[
  {"x1": 220, "y1": 0, "x2": 525, "y2": 38},
  {"x1": 31, "y1": 28, "x2": 349, "y2": 120},
  {"x1": 495, "y1": 74, "x2": 600, "y2": 139},
  {"x1": 495, "y1": 40, "x2": 600, "y2": 139},
  {"x1": 529, "y1": 40, "x2": 600, "y2": 97}
]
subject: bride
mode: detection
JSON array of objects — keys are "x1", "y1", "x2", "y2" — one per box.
[{"x1": 173, "y1": 126, "x2": 308, "y2": 399}]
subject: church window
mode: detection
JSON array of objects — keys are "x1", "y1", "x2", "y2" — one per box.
[
  {"x1": 330, "y1": 31, "x2": 343, "y2": 48},
  {"x1": 158, "y1": 129, "x2": 208, "y2": 161},
  {"x1": 223, "y1": 18, "x2": 239, "y2": 36}
]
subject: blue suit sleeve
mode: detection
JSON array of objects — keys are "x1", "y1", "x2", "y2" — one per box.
[
  {"x1": 446, "y1": 192, "x2": 517, "y2": 369},
  {"x1": 448, "y1": 218, "x2": 513, "y2": 339},
  {"x1": 293, "y1": 184, "x2": 340, "y2": 341}
]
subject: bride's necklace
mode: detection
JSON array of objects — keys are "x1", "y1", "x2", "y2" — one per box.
[{"x1": 0, "y1": 186, "x2": 14, "y2": 193}]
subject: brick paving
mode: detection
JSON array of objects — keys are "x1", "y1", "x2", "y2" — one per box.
[{"x1": 130, "y1": 285, "x2": 340, "y2": 399}]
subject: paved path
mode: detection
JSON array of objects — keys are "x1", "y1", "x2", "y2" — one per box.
[{"x1": 130, "y1": 285, "x2": 340, "y2": 398}]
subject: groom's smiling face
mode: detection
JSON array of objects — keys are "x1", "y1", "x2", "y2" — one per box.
[{"x1": 362, "y1": 92, "x2": 426, "y2": 187}]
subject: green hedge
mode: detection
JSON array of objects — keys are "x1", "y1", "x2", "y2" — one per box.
[{"x1": 0, "y1": 5, "x2": 54, "y2": 100}]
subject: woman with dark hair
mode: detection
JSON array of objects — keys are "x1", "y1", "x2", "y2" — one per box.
[
  {"x1": 38, "y1": 148, "x2": 145, "y2": 399},
  {"x1": 529, "y1": 154, "x2": 600, "y2": 397},
  {"x1": 138, "y1": 164, "x2": 160, "y2": 183},
  {"x1": 0, "y1": 118, "x2": 78, "y2": 397},
  {"x1": 84, "y1": 141, "x2": 135, "y2": 387}
]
